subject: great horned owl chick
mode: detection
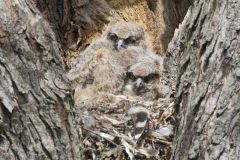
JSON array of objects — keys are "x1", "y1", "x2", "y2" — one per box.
[
  {"x1": 102, "y1": 20, "x2": 147, "y2": 51},
  {"x1": 73, "y1": 21, "x2": 147, "y2": 70},
  {"x1": 69, "y1": 47, "x2": 126, "y2": 106},
  {"x1": 68, "y1": 46, "x2": 164, "y2": 106},
  {"x1": 68, "y1": 46, "x2": 147, "y2": 87},
  {"x1": 123, "y1": 50, "x2": 164, "y2": 100}
]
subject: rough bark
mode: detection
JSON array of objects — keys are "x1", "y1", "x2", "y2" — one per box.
[
  {"x1": 0, "y1": 0, "x2": 81, "y2": 159},
  {"x1": 171, "y1": 0, "x2": 240, "y2": 159},
  {"x1": 34, "y1": 0, "x2": 65, "y2": 42}
]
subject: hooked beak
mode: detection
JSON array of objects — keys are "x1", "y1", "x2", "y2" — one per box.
[
  {"x1": 134, "y1": 78, "x2": 145, "y2": 91},
  {"x1": 114, "y1": 39, "x2": 125, "y2": 51}
]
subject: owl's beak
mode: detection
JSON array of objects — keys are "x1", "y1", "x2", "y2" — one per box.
[
  {"x1": 115, "y1": 39, "x2": 125, "y2": 51},
  {"x1": 134, "y1": 78, "x2": 145, "y2": 91}
]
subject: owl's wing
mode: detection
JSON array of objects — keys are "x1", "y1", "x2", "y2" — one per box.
[{"x1": 67, "y1": 39, "x2": 113, "y2": 85}]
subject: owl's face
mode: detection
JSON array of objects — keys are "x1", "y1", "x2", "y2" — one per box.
[
  {"x1": 124, "y1": 71, "x2": 160, "y2": 100},
  {"x1": 123, "y1": 48, "x2": 163, "y2": 100},
  {"x1": 104, "y1": 21, "x2": 147, "y2": 51}
]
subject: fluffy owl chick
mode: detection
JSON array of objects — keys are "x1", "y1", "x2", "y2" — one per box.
[
  {"x1": 69, "y1": 20, "x2": 147, "y2": 80},
  {"x1": 68, "y1": 47, "x2": 126, "y2": 88},
  {"x1": 123, "y1": 50, "x2": 164, "y2": 100},
  {"x1": 68, "y1": 46, "x2": 147, "y2": 87},
  {"x1": 70, "y1": 47, "x2": 127, "y2": 106},
  {"x1": 113, "y1": 46, "x2": 148, "y2": 68},
  {"x1": 102, "y1": 20, "x2": 147, "y2": 51}
]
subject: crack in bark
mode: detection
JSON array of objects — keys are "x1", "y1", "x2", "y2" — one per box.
[{"x1": 29, "y1": 116, "x2": 53, "y2": 160}]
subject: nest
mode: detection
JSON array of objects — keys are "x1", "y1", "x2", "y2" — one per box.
[{"x1": 76, "y1": 94, "x2": 175, "y2": 160}]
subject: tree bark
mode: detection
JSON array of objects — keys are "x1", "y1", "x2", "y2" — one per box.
[
  {"x1": 0, "y1": 1, "x2": 81, "y2": 159},
  {"x1": 5, "y1": 0, "x2": 239, "y2": 159},
  {"x1": 171, "y1": 0, "x2": 240, "y2": 159}
]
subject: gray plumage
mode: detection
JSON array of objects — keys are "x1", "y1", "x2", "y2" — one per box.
[
  {"x1": 67, "y1": 21, "x2": 163, "y2": 106},
  {"x1": 101, "y1": 20, "x2": 147, "y2": 51},
  {"x1": 123, "y1": 50, "x2": 164, "y2": 100},
  {"x1": 71, "y1": 20, "x2": 147, "y2": 76}
]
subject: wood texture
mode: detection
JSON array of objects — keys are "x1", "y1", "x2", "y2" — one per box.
[
  {"x1": 170, "y1": 0, "x2": 240, "y2": 159},
  {"x1": 0, "y1": 1, "x2": 81, "y2": 159}
]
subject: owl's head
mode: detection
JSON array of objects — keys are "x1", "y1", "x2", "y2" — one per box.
[
  {"x1": 123, "y1": 51, "x2": 163, "y2": 100},
  {"x1": 126, "y1": 71, "x2": 159, "y2": 94},
  {"x1": 103, "y1": 20, "x2": 147, "y2": 51}
]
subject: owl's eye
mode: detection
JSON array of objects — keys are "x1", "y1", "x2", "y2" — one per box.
[
  {"x1": 144, "y1": 77, "x2": 150, "y2": 83},
  {"x1": 125, "y1": 36, "x2": 137, "y2": 44},
  {"x1": 144, "y1": 73, "x2": 159, "y2": 83},
  {"x1": 108, "y1": 33, "x2": 118, "y2": 41},
  {"x1": 126, "y1": 72, "x2": 136, "y2": 80}
]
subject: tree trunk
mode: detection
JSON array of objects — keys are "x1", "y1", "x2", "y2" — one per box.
[
  {"x1": 171, "y1": 0, "x2": 240, "y2": 159},
  {"x1": 3, "y1": 0, "x2": 239, "y2": 159},
  {"x1": 0, "y1": 0, "x2": 192, "y2": 159},
  {"x1": 0, "y1": 1, "x2": 81, "y2": 159}
]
